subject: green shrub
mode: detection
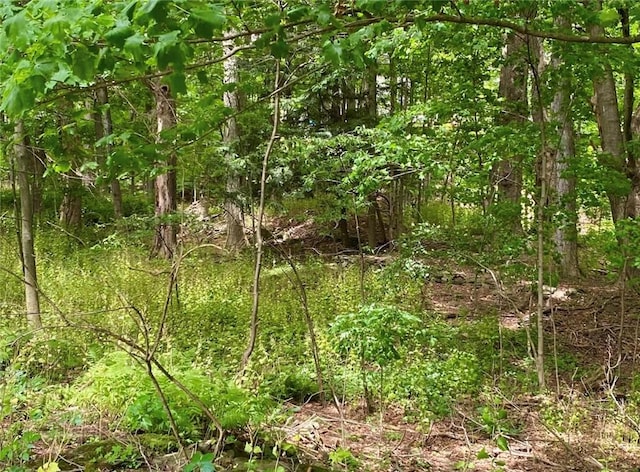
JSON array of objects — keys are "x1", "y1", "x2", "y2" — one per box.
[{"x1": 73, "y1": 351, "x2": 273, "y2": 438}]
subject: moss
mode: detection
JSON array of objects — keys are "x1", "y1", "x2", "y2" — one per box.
[
  {"x1": 136, "y1": 433, "x2": 179, "y2": 453},
  {"x1": 55, "y1": 439, "x2": 141, "y2": 471}
]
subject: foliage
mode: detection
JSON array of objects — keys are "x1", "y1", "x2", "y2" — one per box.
[
  {"x1": 328, "y1": 447, "x2": 360, "y2": 471},
  {"x1": 72, "y1": 351, "x2": 273, "y2": 438},
  {"x1": 184, "y1": 452, "x2": 216, "y2": 472},
  {"x1": 330, "y1": 304, "x2": 422, "y2": 367},
  {"x1": 0, "y1": 429, "x2": 40, "y2": 471}
]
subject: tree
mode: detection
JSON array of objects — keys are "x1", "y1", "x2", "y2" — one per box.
[
  {"x1": 223, "y1": 36, "x2": 246, "y2": 251},
  {"x1": 492, "y1": 28, "x2": 529, "y2": 233},
  {"x1": 152, "y1": 83, "x2": 178, "y2": 260},
  {"x1": 95, "y1": 85, "x2": 124, "y2": 219},
  {"x1": 14, "y1": 120, "x2": 42, "y2": 330},
  {"x1": 548, "y1": 24, "x2": 579, "y2": 278}
]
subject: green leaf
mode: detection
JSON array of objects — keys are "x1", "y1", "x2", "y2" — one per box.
[
  {"x1": 191, "y1": 6, "x2": 226, "y2": 27},
  {"x1": 124, "y1": 32, "x2": 146, "y2": 62},
  {"x1": 322, "y1": 40, "x2": 342, "y2": 65},
  {"x1": 599, "y1": 8, "x2": 619, "y2": 27},
  {"x1": 191, "y1": 5, "x2": 226, "y2": 36},
  {"x1": 476, "y1": 447, "x2": 490, "y2": 459},
  {"x1": 271, "y1": 39, "x2": 290, "y2": 58},
  {"x1": 288, "y1": 6, "x2": 309, "y2": 21},
  {"x1": 123, "y1": 0, "x2": 138, "y2": 20},
  {"x1": 196, "y1": 70, "x2": 208, "y2": 84},
  {"x1": 71, "y1": 44, "x2": 97, "y2": 81},
  {"x1": 140, "y1": 0, "x2": 161, "y2": 16},
  {"x1": 496, "y1": 435, "x2": 509, "y2": 451},
  {"x1": 316, "y1": 5, "x2": 333, "y2": 26},
  {"x1": 166, "y1": 71, "x2": 187, "y2": 95},
  {"x1": 154, "y1": 30, "x2": 183, "y2": 70},
  {"x1": 105, "y1": 24, "x2": 135, "y2": 49},
  {"x1": 265, "y1": 13, "x2": 282, "y2": 28},
  {"x1": 53, "y1": 161, "x2": 72, "y2": 173},
  {"x1": 2, "y1": 83, "x2": 35, "y2": 117},
  {"x1": 356, "y1": 0, "x2": 387, "y2": 14},
  {"x1": 4, "y1": 11, "x2": 30, "y2": 49}
]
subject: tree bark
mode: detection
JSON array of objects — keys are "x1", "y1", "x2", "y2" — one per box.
[
  {"x1": 223, "y1": 37, "x2": 245, "y2": 251},
  {"x1": 152, "y1": 83, "x2": 178, "y2": 259},
  {"x1": 363, "y1": 59, "x2": 377, "y2": 124},
  {"x1": 59, "y1": 178, "x2": 83, "y2": 228},
  {"x1": 548, "y1": 20, "x2": 579, "y2": 278},
  {"x1": 15, "y1": 120, "x2": 42, "y2": 330},
  {"x1": 493, "y1": 30, "x2": 528, "y2": 233},
  {"x1": 589, "y1": 20, "x2": 628, "y2": 225},
  {"x1": 95, "y1": 86, "x2": 124, "y2": 219}
]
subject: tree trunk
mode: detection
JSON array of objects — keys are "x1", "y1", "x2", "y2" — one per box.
[
  {"x1": 620, "y1": 7, "x2": 640, "y2": 221},
  {"x1": 59, "y1": 178, "x2": 83, "y2": 228},
  {"x1": 367, "y1": 195, "x2": 377, "y2": 248},
  {"x1": 223, "y1": 37, "x2": 245, "y2": 251},
  {"x1": 57, "y1": 108, "x2": 82, "y2": 228},
  {"x1": 29, "y1": 145, "x2": 45, "y2": 219},
  {"x1": 548, "y1": 19, "x2": 579, "y2": 279},
  {"x1": 362, "y1": 59, "x2": 377, "y2": 124},
  {"x1": 389, "y1": 56, "x2": 397, "y2": 115},
  {"x1": 589, "y1": 22, "x2": 627, "y2": 225},
  {"x1": 493, "y1": 30, "x2": 528, "y2": 233},
  {"x1": 152, "y1": 83, "x2": 178, "y2": 259},
  {"x1": 15, "y1": 121, "x2": 42, "y2": 330},
  {"x1": 95, "y1": 86, "x2": 124, "y2": 219}
]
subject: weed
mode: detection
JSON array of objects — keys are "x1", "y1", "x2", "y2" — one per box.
[{"x1": 328, "y1": 446, "x2": 359, "y2": 470}]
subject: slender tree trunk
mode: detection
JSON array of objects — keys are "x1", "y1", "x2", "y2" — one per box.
[
  {"x1": 57, "y1": 108, "x2": 83, "y2": 228},
  {"x1": 223, "y1": 37, "x2": 245, "y2": 251},
  {"x1": 493, "y1": 30, "x2": 528, "y2": 233},
  {"x1": 15, "y1": 121, "x2": 42, "y2": 330},
  {"x1": 29, "y1": 146, "x2": 47, "y2": 219},
  {"x1": 95, "y1": 86, "x2": 124, "y2": 219},
  {"x1": 389, "y1": 56, "x2": 397, "y2": 115},
  {"x1": 152, "y1": 83, "x2": 178, "y2": 259},
  {"x1": 240, "y1": 60, "x2": 281, "y2": 372},
  {"x1": 367, "y1": 195, "x2": 377, "y2": 248}
]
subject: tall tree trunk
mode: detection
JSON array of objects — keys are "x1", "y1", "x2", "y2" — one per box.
[
  {"x1": 95, "y1": 86, "x2": 124, "y2": 219},
  {"x1": 549, "y1": 19, "x2": 579, "y2": 278},
  {"x1": 620, "y1": 7, "x2": 640, "y2": 221},
  {"x1": 152, "y1": 83, "x2": 178, "y2": 259},
  {"x1": 15, "y1": 121, "x2": 42, "y2": 330},
  {"x1": 589, "y1": 19, "x2": 628, "y2": 225},
  {"x1": 550, "y1": 82, "x2": 579, "y2": 277},
  {"x1": 493, "y1": 30, "x2": 528, "y2": 233},
  {"x1": 223, "y1": 37, "x2": 245, "y2": 251}
]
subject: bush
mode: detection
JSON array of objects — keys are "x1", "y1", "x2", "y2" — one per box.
[{"x1": 73, "y1": 351, "x2": 273, "y2": 439}]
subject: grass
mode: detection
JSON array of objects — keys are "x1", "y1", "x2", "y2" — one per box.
[{"x1": 2, "y1": 221, "x2": 640, "y2": 470}]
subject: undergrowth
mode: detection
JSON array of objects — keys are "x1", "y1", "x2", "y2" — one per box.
[{"x1": 1, "y1": 224, "x2": 628, "y2": 470}]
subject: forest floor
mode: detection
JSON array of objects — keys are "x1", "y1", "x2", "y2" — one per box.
[
  {"x1": 276, "y1": 276, "x2": 640, "y2": 472},
  {"x1": 184, "y1": 214, "x2": 640, "y2": 471},
  {"x1": 5, "y1": 214, "x2": 640, "y2": 472}
]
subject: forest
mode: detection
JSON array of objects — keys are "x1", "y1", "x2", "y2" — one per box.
[{"x1": 2, "y1": 0, "x2": 640, "y2": 470}]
